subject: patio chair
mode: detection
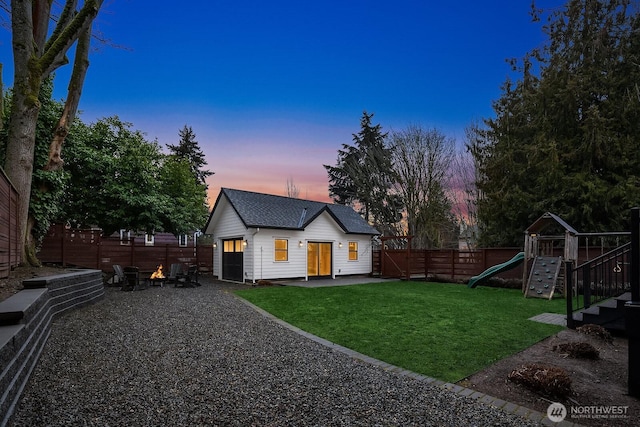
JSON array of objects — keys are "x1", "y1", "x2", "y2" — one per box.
[
  {"x1": 113, "y1": 265, "x2": 126, "y2": 286},
  {"x1": 166, "y1": 263, "x2": 183, "y2": 286},
  {"x1": 122, "y1": 266, "x2": 143, "y2": 291},
  {"x1": 180, "y1": 265, "x2": 200, "y2": 287},
  {"x1": 169, "y1": 264, "x2": 199, "y2": 288}
]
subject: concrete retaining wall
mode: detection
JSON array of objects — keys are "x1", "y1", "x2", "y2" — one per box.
[{"x1": 0, "y1": 270, "x2": 104, "y2": 426}]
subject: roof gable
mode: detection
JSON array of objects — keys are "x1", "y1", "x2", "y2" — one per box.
[
  {"x1": 525, "y1": 212, "x2": 579, "y2": 235},
  {"x1": 205, "y1": 188, "x2": 379, "y2": 235}
]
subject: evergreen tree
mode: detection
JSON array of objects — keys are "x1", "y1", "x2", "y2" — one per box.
[
  {"x1": 158, "y1": 157, "x2": 210, "y2": 235},
  {"x1": 166, "y1": 125, "x2": 213, "y2": 186},
  {"x1": 474, "y1": 0, "x2": 640, "y2": 246},
  {"x1": 325, "y1": 111, "x2": 400, "y2": 234}
]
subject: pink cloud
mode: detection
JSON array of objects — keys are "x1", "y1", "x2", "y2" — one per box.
[{"x1": 205, "y1": 140, "x2": 335, "y2": 207}]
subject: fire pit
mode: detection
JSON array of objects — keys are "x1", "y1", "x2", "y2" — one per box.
[{"x1": 147, "y1": 264, "x2": 166, "y2": 287}]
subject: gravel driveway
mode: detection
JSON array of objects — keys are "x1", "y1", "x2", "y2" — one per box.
[{"x1": 9, "y1": 278, "x2": 539, "y2": 426}]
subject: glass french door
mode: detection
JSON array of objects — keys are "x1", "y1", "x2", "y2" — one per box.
[{"x1": 307, "y1": 242, "x2": 332, "y2": 278}]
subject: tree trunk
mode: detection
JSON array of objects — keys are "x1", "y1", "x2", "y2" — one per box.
[
  {"x1": 4, "y1": 0, "x2": 103, "y2": 265},
  {"x1": 4, "y1": 83, "x2": 42, "y2": 265},
  {"x1": 45, "y1": 27, "x2": 92, "y2": 172},
  {"x1": 25, "y1": 215, "x2": 41, "y2": 267},
  {"x1": 0, "y1": 64, "x2": 4, "y2": 131}
]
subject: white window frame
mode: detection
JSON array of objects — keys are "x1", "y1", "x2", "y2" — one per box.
[
  {"x1": 348, "y1": 241, "x2": 358, "y2": 261},
  {"x1": 145, "y1": 233, "x2": 155, "y2": 246},
  {"x1": 179, "y1": 234, "x2": 188, "y2": 247},
  {"x1": 119, "y1": 229, "x2": 131, "y2": 246},
  {"x1": 274, "y1": 238, "x2": 289, "y2": 262}
]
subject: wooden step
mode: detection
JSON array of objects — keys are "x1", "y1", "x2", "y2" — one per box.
[
  {"x1": 616, "y1": 292, "x2": 632, "y2": 309},
  {"x1": 572, "y1": 292, "x2": 632, "y2": 333},
  {"x1": 582, "y1": 304, "x2": 624, "y2": 325}
]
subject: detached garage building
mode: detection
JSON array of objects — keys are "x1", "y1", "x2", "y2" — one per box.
[{"x1": 204, "y1": 188, "x2": 379, "y2": 283}]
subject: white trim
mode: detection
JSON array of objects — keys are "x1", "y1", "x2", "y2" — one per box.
[
  {"x1": 119, "y1": 229, "x2": 131, "y2": 246},
  {"x1": 274, "y1": 238, "x2": 289, "y2": 262}
]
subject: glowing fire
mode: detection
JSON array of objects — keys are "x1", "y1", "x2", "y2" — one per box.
[{"x1": 150, "y1": 264, "x2": 165, "y2": 279}]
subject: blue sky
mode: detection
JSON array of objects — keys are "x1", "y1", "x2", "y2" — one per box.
[{"x1": 1, "y1": 0, "x2": 562, "y2": 203}]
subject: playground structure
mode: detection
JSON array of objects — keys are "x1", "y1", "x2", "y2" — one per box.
[
  {"x1": 468, "y1": 208, "x2": 640, "y2": 398},
  {"x1": 521, "y1": 212, "x2": 578, "y2": 299},
  {"x1": 468, "y1": 212, "x2": 575, "y2": 295},
  {"x1": 469, "y1": 212, "x2": 631, "y2": 300},
  {"x1": 467, "y1": 252, "x2": 524, "y2": 288}
]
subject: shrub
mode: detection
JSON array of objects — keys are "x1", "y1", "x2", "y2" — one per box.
[
  {"x1": 576, "y1": 324, "x2": 613, "y2": 343},
  {"x1": 256, "y1": 280, "x2": 276, "y2": 287},
  {"x1": 553, "y1": 342, "x2": 600, "y2": 359},
  {"x1": 508, "y1": 363, "x2": 572, "y2": 398}
]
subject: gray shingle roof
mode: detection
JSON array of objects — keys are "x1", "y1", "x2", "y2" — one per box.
[{"x1": 212, "y1": 188, "x2": 379, "y2": 235}]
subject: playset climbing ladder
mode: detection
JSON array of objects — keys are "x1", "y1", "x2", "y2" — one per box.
[{"x1": 525, "y1": 256, "x2": 563, "y2": 300}]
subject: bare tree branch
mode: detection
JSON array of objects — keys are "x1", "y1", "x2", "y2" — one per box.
[
  {"x1": 40, "y1": 0, "x2": 104, "y2": 78},
  {"x1": 285, "y1": 177, "x2": 300, "y2": 198}
]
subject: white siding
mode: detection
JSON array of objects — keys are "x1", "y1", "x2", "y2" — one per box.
[
  {"x1": 250, "y1": 230, "x2": 307, "y2": 281},
  {"x1": 210, "y1": 198, "x2": 248, "y2": 281},
  {"x1": 305, "y1": 212, "x2": 373, "y2": 277},
  {"x1": 209, "y1": 197, "x2": 374, "y2": 283},
  {"x1": 247, "y1": 211, "x2": 373, "y2": 281}
]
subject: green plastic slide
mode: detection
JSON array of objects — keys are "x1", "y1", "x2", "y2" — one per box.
[{"x1": 467, "y1": 251, "x2": 525, "y2": 288}]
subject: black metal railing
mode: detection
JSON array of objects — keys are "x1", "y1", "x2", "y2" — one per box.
[{"x1": 566, "y1": 242, "x2": 631, "y2": 328}]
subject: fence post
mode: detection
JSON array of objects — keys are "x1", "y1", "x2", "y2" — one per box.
[
  {"x1": 381, "y1": 239, "x2": 386, "y2": 277},
  {"x1": 97, "y1": 231, "x2": 102, "y2": 270},
  {"x1": 424, "y1": 249, "x2": 428, "y2": 279},
  {"x1": 165, "y1": 244, "x2": 170, "y2": 268},
  {"x1": 482, "y1": 248, "x2": 487, "y2": 271},
  {"x1": 61, "y1": 229, "x2": 66, "y2": 267},
  {"x1": 405, "y1": 238, "x2": 411, "y2": 281},
  {"x1": 565, "y1": 261, "x2": 574, "y2": 329},
  {"x1": 130, "y1": 238, "x2": 135, "y2": 267},
  {"x1": 450, "y1": 249, "x2": 455, "y2": 280},
  {"x1": 195, "y1": 243, "x2": 199, "y2": 268}
]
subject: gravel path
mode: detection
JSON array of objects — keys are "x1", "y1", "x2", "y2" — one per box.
[{"x1": 9, "y1": 278, "x2": 539, "y2": 426}]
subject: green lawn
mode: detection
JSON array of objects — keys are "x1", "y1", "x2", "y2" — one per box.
[{"x1": 235, "y1": 281, "x2": 565, "y2": 383}]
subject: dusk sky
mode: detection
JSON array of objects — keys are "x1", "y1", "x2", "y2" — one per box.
[{"x1": 1, "y1": 1, "x2": 562, "y2": 205}]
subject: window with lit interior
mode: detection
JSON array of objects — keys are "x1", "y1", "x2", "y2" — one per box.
[
  {"x1": 275, "y1": 239, "x2": 288, "y2": 261},
  {"x1": 348, "y1": 242, "x2": 358, "y2": 260}
]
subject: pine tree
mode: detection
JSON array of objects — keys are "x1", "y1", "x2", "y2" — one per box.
[
  {"x1": 474, "y1": 0, "x2": 640, "y2": 246},
  {"x1": 166, "y1": 125, "x2": 213, "y2": 186},
  {"x1": 325, "y1": 111, "x2": 400, "y2": 233}
]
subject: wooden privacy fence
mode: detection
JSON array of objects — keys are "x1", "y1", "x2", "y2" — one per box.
[
  {"x1": 0, "y1": 168, "x2": 20, "y2": 278},
  {"x1": 371, "y1": 243, "x2": 622, "y2": 283},
  {"x1": 38, "y1": 226, "x2": 213, "y2": 275},
  {"x1": 372, "y1": 247, "x2": 524, "y2": 282}
]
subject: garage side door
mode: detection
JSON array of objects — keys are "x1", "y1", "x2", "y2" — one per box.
[{"x1": 222, "y1": 239, "x2": 243, "y2": 281}]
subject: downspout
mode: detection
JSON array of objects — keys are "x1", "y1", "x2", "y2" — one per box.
[
  {"x1": 251, "y1": 227, "x2": 260, "y2": 283},
  {"x1": 299, "y1": 209, "x2": 307, "y2": 280}
]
